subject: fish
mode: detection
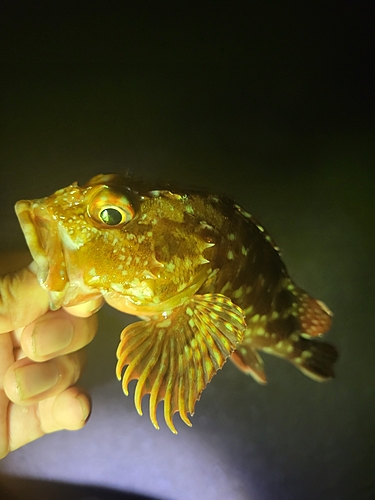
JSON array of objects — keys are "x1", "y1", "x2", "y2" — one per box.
[{"x1": 15, "y1": 173, "x2": 338, "y2": 433}]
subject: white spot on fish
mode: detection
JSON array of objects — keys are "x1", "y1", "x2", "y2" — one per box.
[
  {"x1": 221, "y1": 282, "x2": 232, "y2": 294},
  {"x1": 237, "y1": 206, "x2": 252, "y2": 219},
  {"x1": 186, "y1": 307, "x2": 193, "y2": 316},
  {"x1": 233, "y1": 287, "x2": 243, "y2": 299},
  {"x1": 244, "y1": 306, "x2": 254, "y2": 316},
  {"x1": 302, "y1": 350, "x2": 313, "y2": 358},
  {"x1": 166, "y1": 262, "x2": 176, "y2": 272}
]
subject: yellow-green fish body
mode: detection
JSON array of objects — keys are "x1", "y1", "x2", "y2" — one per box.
[{"x1": 15, "y1": 174, "x2": 337, "y2": 432}]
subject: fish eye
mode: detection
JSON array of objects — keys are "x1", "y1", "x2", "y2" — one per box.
[
  {"x1": 99, "y1": 206, "x2": 128, "y2": 226},
  {"x1": 88, "y1": 187, "x2": 136, "y2": 228}
]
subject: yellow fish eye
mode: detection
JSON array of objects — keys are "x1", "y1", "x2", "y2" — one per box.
[{"x1": 87, "y1": 187, "x2": 135, "y2": 228}]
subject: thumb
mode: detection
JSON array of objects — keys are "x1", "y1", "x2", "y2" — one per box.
[{"x1": 0, "y1": 265, "x2": 49, "y2": 333}]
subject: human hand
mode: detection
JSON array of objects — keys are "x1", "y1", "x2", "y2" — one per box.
[{"x1": 0, "y1": 264, "x2": 103, "y2": 459}]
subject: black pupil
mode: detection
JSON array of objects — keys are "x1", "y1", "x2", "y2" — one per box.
[{"x1": 100, "y1": 208, "x2": 123, "y2": 225}]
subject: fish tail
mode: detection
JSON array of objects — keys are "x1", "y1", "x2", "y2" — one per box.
[
  {"x1": 237, "y1": 286, "x2": 338, "y2": 382},
  {"x1": 288, "y1": 287, "x2": 337, "y2": 380}
]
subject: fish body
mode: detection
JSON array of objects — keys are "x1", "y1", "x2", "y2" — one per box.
[{"x1": 15, "y1": 174, "x2": 337, "y2": 432}]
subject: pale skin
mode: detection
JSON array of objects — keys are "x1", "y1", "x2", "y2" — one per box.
[{"x1": 0, "y1": 265, "x2": 103, "y2": 459}]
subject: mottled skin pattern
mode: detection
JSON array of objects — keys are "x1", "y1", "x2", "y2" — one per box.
[
  {"x1": 15, "y1": 174, "x2": 337, "y2": 432},
  {"x1": 193, "y1": 196, "x2": 336, "y2": 383}
]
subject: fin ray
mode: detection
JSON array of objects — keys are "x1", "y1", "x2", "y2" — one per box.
[{"x1": 116, "y1": 293, "x2": 246, "y2": 432}]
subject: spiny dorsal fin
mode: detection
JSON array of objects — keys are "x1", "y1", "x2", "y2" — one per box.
[{"x1": 116, "y1": 293, "x2": 246, "y2": 433}]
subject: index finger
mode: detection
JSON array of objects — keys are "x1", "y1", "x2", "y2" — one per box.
[{"x1": 0, "y1": 266, "x2": 49, "y2": 333}]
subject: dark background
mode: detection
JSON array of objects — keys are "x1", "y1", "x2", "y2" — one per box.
[{"x1": 0, "y1": 2, "x2": 374, "y2": 499}]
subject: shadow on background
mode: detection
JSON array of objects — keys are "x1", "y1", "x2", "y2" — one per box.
[{"x1": 0, "y1": 476, "x2": 163, "y2": 500}]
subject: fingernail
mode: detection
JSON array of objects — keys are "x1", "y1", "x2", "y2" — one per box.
[
  {"x1": 32, "y1": 318, "x2": 74, "y2": 356},
  {"x1": 15, "y1": 362, "x2": 59, "y2": 400}
]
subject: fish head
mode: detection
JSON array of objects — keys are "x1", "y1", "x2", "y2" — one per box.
[
  {"x1": 15, "y1": 174, "x2": 143, "y2": 309},
  {"x1": 15, "y1": 174, "x2": 213, "y2": 312}
]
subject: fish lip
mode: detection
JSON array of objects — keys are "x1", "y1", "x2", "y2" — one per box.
[
  {"x1": 15, "y1": 199, "x2": 67, "y2": 300},
  {"x1": 15, "y1": 200, "x2": 51, "y2": 284}
]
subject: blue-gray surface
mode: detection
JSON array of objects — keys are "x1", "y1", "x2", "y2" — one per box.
[{"x1": 0, "y1": 3, "x2": 374, "y2": 500}]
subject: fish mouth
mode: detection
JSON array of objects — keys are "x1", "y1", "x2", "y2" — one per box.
[{"x1": 15, "y1": 199, "x2": 68, "y2": 307}]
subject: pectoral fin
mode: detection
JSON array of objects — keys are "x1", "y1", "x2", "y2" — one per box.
[{"x1": 116, "y1": 293, "x2": 246, "y2": 433}]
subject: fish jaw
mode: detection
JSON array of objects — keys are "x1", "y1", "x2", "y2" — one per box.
[
  {"x1": 15, "y1": 199, "x2": 69, "y2": 309},
  {"x1": 15, "y1": 198, "x2": 102, "y2": 309}
]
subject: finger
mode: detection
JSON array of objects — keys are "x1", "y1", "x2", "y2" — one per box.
[
  {"x1": 5, "y1": 386, "x2": 91, "y2": 454},
  {"x1": 0, "y1": 332, "x2": 14, "y2": 389},
  {"x1": 5, "y1": 396, "x2": 44, "y2": 454},
  {"x1": 4, "y1": 350, "x2": 85, "y2": 405},
  {"x1": 20, "y1": 309, "x2": 98, "y2": 361},
  {"x1": 63, "y1": 297, "x2": 104, "y2": 318},
  {"x1": 0, "y1": 266, "x2": 49, "y2": 333},
  {"x1": 0, "y1": 389, "x2": 10, "y2": 459},
  {"x1": 39, "y1": 386, "x2": 91, "y2": 433}
]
